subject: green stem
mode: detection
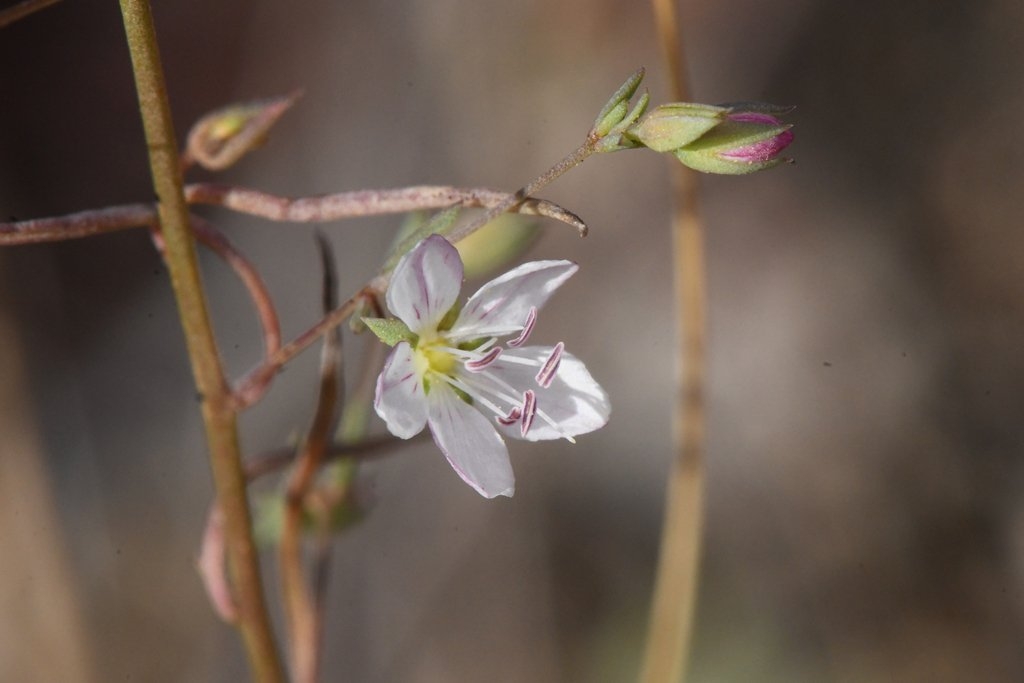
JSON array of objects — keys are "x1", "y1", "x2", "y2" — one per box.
[
  {"x1": 639, "y1": 0, "x2": 707, "y2": 682},
  {"x1": 117, "y1": 3, "x2": 285, "y2": 682}
]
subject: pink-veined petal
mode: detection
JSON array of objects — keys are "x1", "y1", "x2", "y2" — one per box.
[
  {"x1": 426, "y1": 383, "x2": 515, "y2": 498},
  {"x1": 386, "y1": 235, "x2": 464, "y2": 333},
  {"x1": 447, "y1": 260, "x2": 577, "y2": 342},
  {"x1": 476, "y1": 346, "x2": 610, "y2": 441},
  {"x1": 374, "y1": 342, "x2": 428, "y2": 439}
]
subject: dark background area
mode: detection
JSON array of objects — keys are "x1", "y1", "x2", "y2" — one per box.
[{"x1": 2, "y1": 0, "x2": 1023, "y2": 680}]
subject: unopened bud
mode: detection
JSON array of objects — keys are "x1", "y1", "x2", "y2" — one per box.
[
  {"x1": 185, "y1": 91, "x2": 301, "y2": 171},
  {"x1": 673, "y1": 110, "x2": 794, "y2": 174},
  {"x1": 592, "y1": 67, "x2": 646, "y2": 138},
  {"x1": 625, "y1": 103, "x2": 728, "y2": 152}
]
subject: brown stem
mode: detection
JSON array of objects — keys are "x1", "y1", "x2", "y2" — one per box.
[
  {"x1": 0, "y1": 0, "x2": 61, "y2": 29},
  {"x1": 0, "y1": 184, "x2": 585, "y2": 247},
  {"x1": 0, "y1": 204, "x2": 155, "y2": 245},
  {"x1": 118, "y1": 2, "x2": 285, "y2": 681},
  {"x1": 440, "y1": 141, "x2": 596, "y2": 247},
  {"x1": 184, "y1": 183, "x2": 586, "y2": 234},
  {"x1": 280, "y1": 236, "x2": 343, "y2": 683},
  {"x1": 639, "y1": 2, "x2": 707, "y2": 683},
  {"x1": 191, "y1": 217, "x2": 282, "y2": 359}
]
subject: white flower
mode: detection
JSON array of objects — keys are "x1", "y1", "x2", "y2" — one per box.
[{"x1": 374, "y1": 235, "x2": 610, "y2": 498}]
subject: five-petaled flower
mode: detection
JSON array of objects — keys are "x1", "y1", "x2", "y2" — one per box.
[{"x1": 373, "y1": 235, "x2": 610, "y2": 498}]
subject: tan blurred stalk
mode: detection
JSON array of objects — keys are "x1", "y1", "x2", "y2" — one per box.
[
  {"x1": 640, "y1": 0, "x2": 706, "y2": 682},
  {"x1": 0, "y1": 255, "x2": 96, "y2": 683}
]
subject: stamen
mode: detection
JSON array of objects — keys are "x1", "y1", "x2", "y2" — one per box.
[
  {"x1": 507, "y1": 307, "x2": 537, "y2": 348},
  {"x1": 496, "y1": 406, "x2": 522, "y2": 426},
  {"x1": 465, "y1": 346, "x2": 502, "y2": 372},
  {"x1": 535, "y1": 342, "x2": 564, "y2": 388},
  {"x1": 445, "y1": 374, "x2": 520, "y2": 420},
  {"x1": 520, "y1": 389, "x2": 537, "y2": 436}
]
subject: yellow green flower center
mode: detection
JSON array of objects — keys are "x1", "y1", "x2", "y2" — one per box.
[{"x1": 415, "y1": 339, "x2": 457, "y2": 378}]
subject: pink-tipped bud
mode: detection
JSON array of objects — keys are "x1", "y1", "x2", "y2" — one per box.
[{"x1": 673, "y1": 108, "x2": 794, "y2": 175}]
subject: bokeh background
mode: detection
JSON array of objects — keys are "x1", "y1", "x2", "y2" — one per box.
[{"x1": 2, "y1": 0, "x2": 1024, "y2": 680}]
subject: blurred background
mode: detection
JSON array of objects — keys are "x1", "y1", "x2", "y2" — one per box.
[{"x1": 2, "y1": 0, "x2": 1023, "y2": 680}]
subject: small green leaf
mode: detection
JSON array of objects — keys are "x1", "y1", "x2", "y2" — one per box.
[{"x1": 363, "y1": 317, "x2": 415, "y2": 346}]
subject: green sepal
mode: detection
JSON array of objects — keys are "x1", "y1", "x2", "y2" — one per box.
[
  {"x1": 592, "y1": 67, "x2": 646, "y2": 137},
  {"x1": 624, "y1": 102, "x2": 728, "y2": 152},
  {"x1": 363, "y1": 317, "x2": 415, "y2": 346},
  {"x1": 594, "y1": 90, "x2": 651, "y2": 153}
]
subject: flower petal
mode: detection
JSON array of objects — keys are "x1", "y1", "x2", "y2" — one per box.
[
  {"x1": 374, "y1": 342, "x2": 428, "y2": 438},
  {"x1": 448, "y1": 260, "x2": 577, "y2": 342},
  {"x1": 387, "y1": 235, "x2": 464, "y2": 333},
  {"x1": 474, "y1": 346, "x2": 610, "y2": 441},
  {"x1": 427, "y1": 383, "x2": 515, "y2": 498}
]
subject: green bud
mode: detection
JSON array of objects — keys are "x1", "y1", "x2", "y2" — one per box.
[
  {"x1": 363, "y1": 317, "x2": 415, "y2": 346},
  {"x1": 592, "y1": 67, "x2": 646, "y2": 137},
  {"x1": 625, "y1": 103, "x2": 729, "y2": 152}
]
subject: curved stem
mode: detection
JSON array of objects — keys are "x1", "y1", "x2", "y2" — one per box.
[
  {"x1": 118, "y1": 3, "x2": 285, "y2": 682},
  {"x1": 640, "y1": 1, "x2": 707, "y2": 682}
]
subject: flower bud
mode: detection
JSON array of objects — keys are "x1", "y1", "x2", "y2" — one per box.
[
  {"x1": 625, "y1": 103, "x2": 729, "y2": 152},
  {"x1": 184, "y1": 91, "x2": 301, "y2": 171},
  {"x1": 592, "y1": 67, "x2": 646, "y2": 137},
  {"x1": 673, "y1": 111, "x2": 794, "y2": 175}
]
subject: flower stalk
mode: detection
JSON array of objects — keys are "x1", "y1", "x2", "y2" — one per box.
[
  {"x1": 118, "y1": 2, "x2": 285, "y2": 681},
  {"x1": 639, "y1": 0, "x2": 708, "y2": 681}
]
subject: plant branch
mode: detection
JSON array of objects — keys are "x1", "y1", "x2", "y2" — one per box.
[
  {"x1": 639, "y1": 2, "x2": 707, "y2": 682},
  {"x1": 0, "y1": 0, "x2": 60, "y2": 29},
  {"x1": 118, "y1": 2, "x2": 284, "y2": 681},
  {"x1": 0, "y1": 184, "x2": 586, "y2": 243},
  {"x1": 149, "y1": 217, "x2": 283, "y2": 360},
  {"x1": 440, "y1": 140, "x2": 597, "y2": 247},
  {"x1": 280, "y1": 236, "x2": 343, "y2": 683},
  {"x1": 183, "y1": 183, "x2": 587, "y2": 234}
]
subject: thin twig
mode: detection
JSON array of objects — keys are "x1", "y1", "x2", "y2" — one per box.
[
  {"x1": 0, "y1": 0, "x2": 60, "y2": 29},
  {"x1": 191, "y1": 217, "x2": 282, "y2": 359},
  {"x1": 280, "y1": 236, "x2": 344, "y2": 683},
  {"x1": 184, "y1": 183, "x2": 587, "y2": 234},
  {"x1": 639, "y1": 2, "x2": 707, "y2": 683},
  {"x1": 118, "y1": 2, "x2": 285, "y2": 681},
  {"x1": 439, "y1": 141, "x2": 596, "y2": 248},
  {"x1": 1, "y1": 206, "x2": 283, "y2": 361},
  {"x1": 232, "y1": 293, "x2": 364, "y2": 409},
  {"x1": 0, "y1": 204, "x2": 155, "y2": 245},
  {"x1": 0, "y1": 184, "x2": 585, "y2": 247}
]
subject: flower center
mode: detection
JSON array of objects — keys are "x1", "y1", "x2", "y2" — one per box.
[{"x1": 415, "y1": 339, "x2": 457, "y2": 378}]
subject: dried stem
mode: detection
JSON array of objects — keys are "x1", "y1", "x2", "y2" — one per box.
[
  {"x1": 0, "y1": 184, "x2": 586, "y2": 243},
  {"x1": 184, "y1": 183, "x2": 587, "y2": 234},
  {"x1": 118, "y1": 2, "x2": 285, "y2": 681},
  {"x1": 0, "y1": 0, "x2": 60, "y2": 29},
  {"x1": 280, "y1": 236, "x2": 343, "y2": 683},
  {"x1": 0, "y1": 204, "x2": 155, "y2": 245},
  {"x1": 639, "y1": 1, "x2": 707, "y2": 682}
]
